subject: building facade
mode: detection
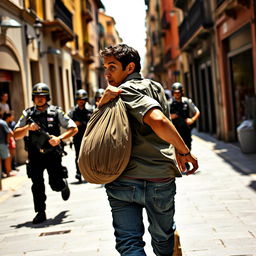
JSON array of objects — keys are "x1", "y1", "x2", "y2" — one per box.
[
  {"x1": 0, "y1": 0, "x2": 112, "y2": 163},
  {"x1": 144, "y1": 0, "x2": 256, "y2": 145},
  {"x1": 98, "y1": 10, "x2": 122, "y2": 88},
  {"x1": 215, "y1": 0, "x2": 256, "y2": 141}
]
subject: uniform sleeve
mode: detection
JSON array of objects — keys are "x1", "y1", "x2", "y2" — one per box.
[
  {"x1": 187, "y1": 99, "x2": 199, "y2": 114},
  {"x1": 68, "y1": 109, "x2": 73, "y2": 119},
  {"x1": 14, "y1": 110, "x2": 29, "y2": 129},
  {"x1": 120, "y1": 84, "x2": 162, "y2": 124},
  {"x1": 57, "y1": 109, "x2": 77, "y2": 129}
]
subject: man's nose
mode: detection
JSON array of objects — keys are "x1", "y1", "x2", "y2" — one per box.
[{"x1": 104, "y1": 69, "x2": 111, "y2": 77}]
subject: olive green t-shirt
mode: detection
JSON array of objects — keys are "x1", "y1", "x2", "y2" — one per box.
[{"x1": 118, "y1": 73, "x2": 182, "y2": 179}]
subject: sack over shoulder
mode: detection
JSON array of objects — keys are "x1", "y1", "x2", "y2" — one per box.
[{"x1": 78, "y1": 97, "x2": 132, "y2": 184}]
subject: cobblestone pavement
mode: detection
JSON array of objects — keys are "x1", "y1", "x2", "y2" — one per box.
[{"x1": 0, "y1": 132, "x2": 256, "y2": 256}]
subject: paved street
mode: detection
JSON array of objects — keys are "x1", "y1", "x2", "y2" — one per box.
[{"x1": 0, "y1": 132, "x2": 256, "y2": 256}]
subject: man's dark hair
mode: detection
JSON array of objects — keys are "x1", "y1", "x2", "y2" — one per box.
[{"x1": 100, "y1": 44, "x2": 141, "y2": 73}]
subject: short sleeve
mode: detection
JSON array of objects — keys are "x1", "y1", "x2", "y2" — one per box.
[
  {"x1": 120, "y1": 84, "x2": 163, "y2": 124},
  {"x1": 187, "y1": 99, "x2": 199, "y2": 113},
  {"x1": 57, "y1": 108, "x2": 77, "y2": 129},
  {"x1": 14, "y1": 109, "x2": 29, "y2": 129}
]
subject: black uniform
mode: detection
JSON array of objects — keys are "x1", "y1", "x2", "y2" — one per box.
[
  {"x1": 170, "y1": 97, "x2": 198, "y2": 150},
  {"x1": 15, "y1": 105, "x2": 76, "y2": 213},
  {"x1": 69, "y1": 105, "x2": 92, "y2": 178}
]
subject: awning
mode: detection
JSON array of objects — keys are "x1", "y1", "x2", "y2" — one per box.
[{"x1": 0, "y1": 46, "x2": 20, "y2": 71}]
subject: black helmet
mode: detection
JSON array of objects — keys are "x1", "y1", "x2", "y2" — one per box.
[
  {"x1": 32, "y1": 83, "x2": 50, "y2": 101},
  {"x1": 75, "y1": 89, "x2": 88, "y2": 100},
  {"x1": 95, "y1": 88, "x2": 105, "y2": 98},
  {"x1": 171, "y1": 82, "x2": 183, "y2": 93}
]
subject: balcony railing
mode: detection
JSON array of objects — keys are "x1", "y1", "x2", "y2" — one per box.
[
  {"x1": 178, "y1": 0, "x2": 213, "y2": 48},
  {"x1": 161, "y1": 11, "x2": 170, "y2": 30},
  {"x1": 54, "y1": 0, "x2": 73, "y2": 31},
  {"x1": 163, "y1": 48, "x2": 172, "y2": 64},
  {"x1": 84, "y1": 41, "x2": 94, "y2": 64},
  {"x1": 175, "y1": 0, "x2": 186, "y2": 9},
  {"x1": 81, "y1": 0, "x2": 93, "y2": 22},
  {"x1": 216, "y1": 0, "x2": 226, "y2": 7}
]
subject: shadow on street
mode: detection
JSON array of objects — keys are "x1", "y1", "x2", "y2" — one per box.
[{"x1": 10, "y1": 210, "x2": 74, "y2": 229}]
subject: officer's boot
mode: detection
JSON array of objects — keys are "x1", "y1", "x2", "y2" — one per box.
[
  {"x1": 75, "y1": 172, "x2": 82, "y2": 183},
  {"x1": 61, "y1": 179, "x2": 70, "y2": 201},
  {"x1": 33, "y1": 211, "x2": 46, "y2": 224}
]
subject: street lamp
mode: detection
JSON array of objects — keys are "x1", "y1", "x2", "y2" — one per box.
[
  {"x1": 25, "y1": 18, "x2": 43, "y2": 45},
  {"x1": 169, "y1": 8, "x2": 182, "y2": 24},
  {"x1": 0, "y1": 17, "x2": 22, "y2": 34},
  {"x1": 0, "y1": 17, "x2": 22, "y2": 28},
  {"x1": 40, "y1": 46, "x2": 61, "y2": 57}
]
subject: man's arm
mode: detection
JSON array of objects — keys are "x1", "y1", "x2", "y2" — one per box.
[
  {"x1": 48, "y1": 127, "x2": 78, "y2": 147},
  {"x1": 143, "y1": 107, "x2": 198, "y2": 174},
  {"x1": 186, "y1": 110, "x2": 200, "y2": 126},
  {"x1": 186, "y1": 100, "x2": 200, "y2": 126},
  {"x1": 14, "y1": 123, "x2": 40, "y2": 140},
  {"x1": 98, "y1": 85, "x2": 122, "y2": 107}
]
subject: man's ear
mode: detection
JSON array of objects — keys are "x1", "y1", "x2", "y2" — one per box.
[{"x1": 127, "y1": 62, "x2": 135, "y2": 74}]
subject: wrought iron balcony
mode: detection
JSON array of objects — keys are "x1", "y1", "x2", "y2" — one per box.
[
  {"x1": 216, "y1": 0, "x2": 226, "y2": 7},
  {"x1": 84, "y1": 41, "x2": 94, "y2": 64},
  {"x1": 163, "y1": 48, "x2": 172, "y2": 64},
  {"x1": 161, "y1": 11, "x2": 170, "y2": 30},
  {"x1": 54, "y1": 0, "x2": 73, "y2": 31},
  {"x1": 175, "y1": 0, "x2": 186, "y2": 9},
  {"x1": 82, "y1": 0, "x2": 93, "y2": 23},
  {"x1": 178, "y1": 0, "x2": 213, "y2": 48},
  {"x1": 43, "y1": 0, "x2": 74, "y2": 46}
]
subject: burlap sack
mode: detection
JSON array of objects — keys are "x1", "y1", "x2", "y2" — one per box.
[{"x1": 78, "y1": 97, "x2": 132, "y2": 184}]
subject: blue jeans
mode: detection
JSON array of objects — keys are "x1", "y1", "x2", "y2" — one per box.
[{"x1": 105, "y1": 178, "x2": 176, "y2": 256}]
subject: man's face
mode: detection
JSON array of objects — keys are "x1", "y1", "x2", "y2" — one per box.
[
  {"x1": 2, "y1": 93, "x2": 8, "y2": 102},
  {"x1": 173, "y1": 91, "x2": 182, "y2": 100},
  {"x1": 34, "y1": 95, "x2": 47, "y2": 106},
  {"x1": 103, "y1": 56, "x2": 131, "y2": 87},
  {"x1": 76, "y1": 99, "x2": 86, "y2": 107}
]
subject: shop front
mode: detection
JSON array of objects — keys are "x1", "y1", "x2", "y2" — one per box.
[{"x1": 216, "y1": 2, "x2": 256, "y2": 141}]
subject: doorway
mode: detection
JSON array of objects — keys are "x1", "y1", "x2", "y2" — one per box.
[{"x1": 228, "y1": 48, "x2": 254, "y2": 130}]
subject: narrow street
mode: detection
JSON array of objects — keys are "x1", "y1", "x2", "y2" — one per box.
[{"x1": 0, "y1": 132, "x2": 256, "y2": 256}]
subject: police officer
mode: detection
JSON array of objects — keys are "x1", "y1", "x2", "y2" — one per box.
[
  {"x1": 94, "y1": 88, "x2": 105, "y2": 107},
  {"x1": 69, "y1": 89, "x2": 92, "y2": 182},
  {"x1": 170, "y1": 82, "x2": 200, "y2": 151},
  {"x1": 14, "y1": 83, "x2": 78, "y2": 224}
]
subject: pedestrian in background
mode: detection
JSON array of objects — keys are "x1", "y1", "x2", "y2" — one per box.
[
  {"x1": 3, "y1": 111, "x2": 17, "y2": 171},
  {"x1": 69, "y1": 89, "x2": 92, "y2": 182},
  {"x1": 99, "y1": 44, "x2": 198, "y2": 256},
  {"x1": 169, "y1": 82, "x2": 200, "y2": 152},
  {"x1": 0, "y1": 108, "x2": 15, "y2": 178},
  {"x1": 14, "y1": 83, "x2": 78, "y2": 224},
  {"x1": 0, "y1": 92, "x2": 10, "y2": 114}
]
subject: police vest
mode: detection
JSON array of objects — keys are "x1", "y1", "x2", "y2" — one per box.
[
  {"x1": 169, "y1": 97, "x2": 190, "y2": 119},
  {"x1": 26, "y1": 105, "x2": 61, "y2": 152}
]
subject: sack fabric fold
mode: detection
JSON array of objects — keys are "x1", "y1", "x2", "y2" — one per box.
[{"x1": 78, "y1": 97, "x2": 132, "y2": 184}]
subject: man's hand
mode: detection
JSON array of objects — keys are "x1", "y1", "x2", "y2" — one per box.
[
  {"x1": 185, "y1": 118, "x2": 194, "y2": 126},
  {"x1": 170, "y1": 113, "x2": 179, "y2": 120},
  {"x1": 49, "y1": 135, "x2": 61, "y2": 147},
  {"x1": 98, "y1": 85, "x2": 122, "y2": 107},
  {"x1": 28, "y1": 122, "x2": 40, "y2": 131},
  {"x1": 75, "y1": 121, "x2": 82, "y2": 127},
  {"x1": 176, "y1": 152, "x2": 198, "y2": 175}
]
